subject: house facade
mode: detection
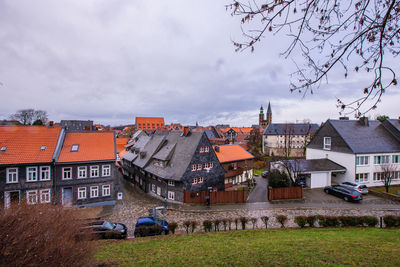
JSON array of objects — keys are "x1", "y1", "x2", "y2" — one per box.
[
  {"x1": 121, "y1": 129, "x2": 225, "y2": 202},
  {"x1": 135, "y1": 117, "x2": 165, "y2": 131},
  {"x1": 306, "y1": 118, "x2": 400, "y2": 188},
  {"x1": 54, "y1": 131, "x2": 117, "y2": 207},
  {"x1": 262, "y1": 123, "x2": 319, "y2": 157},
  {"x1": 0, "y1": 126, "x2": 64, "y2": 209},
  {"x1": 213, "y1": 144, "x2": 255, "y2": 187}
]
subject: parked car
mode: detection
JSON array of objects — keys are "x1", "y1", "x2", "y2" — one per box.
[
  {"x1": 134, "y1": 217, "x2": 169, "y2": 238},
  {"x1": 323, "y1": 185, "x2": 363, "y2": 202},
  {"x1": 83, "y1": 220, "x2": 127, "y2": 239},
  {"x1": 262, "y1": 171, "x2": 269, "y2": 178},
  {"x1": 340, "y1": 182, "x2": 368, "y2": 194},
  {"x1": 296, "y1": 179, "x2": 307, "y2": 188}
]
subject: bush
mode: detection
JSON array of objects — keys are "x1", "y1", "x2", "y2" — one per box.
[
  {"x1": 183, "y1": 220, "x2": 191, "y2": 233},
  {"x1": 233, "y1": 218, "x2": 239, "y2": 230},
  {"x1": 306, "y1": 216, "x2": 316, "y2": 227},
  {"x1": 227, "y1": 218, "x2": 232, "y2": 230},
  {"x1": 169, "y1": 222, "x2": 178, "y2": 234},
  {"x1": 261, "y1": 216, "x2": 269, "y2": 229},
  {"x1": 320, "y1": 216, "x2": 340, "y2": 227},
  {"x1": 221, "y1": 219, "x2": 228, "y2": 231},
  {"x1": 268, "y1": 170, "x2": 291, "y2": 188},
  {"x1": 276, "y1": 215, "x2": 288, "y2": 228},
  {"x1": 202, "y1": 220, "x2": 212, "y2": 232},
  {"x1": 250, "y1": 218, "x2": 257, "y2": 229},
  {"x1": 239, "y1": 217, "x2": 249, "y2": 230},
  {"x1": 0, "y1": 203, "x2": 94, "y2": 266},
  {"x1": 339, "y1": 216, "x2": 358, "y2": 227},
  {"x1": 294, "y1": 216, "x2": 307, "y2": 228},
  {"x1": 190, "y1": 221, "x2": 198, "y2": 233},
  {"x1": 383, "y1": 215, "x2": 400, "y2": 227},
  {"x1": 213, "y1": 219, "x2": 221, "y2": 231},
  {"x1": 362, "y1": 216, "x2": 379, "y2": 227},
  {"x1": 254, "y1": 161, "x2": 265, "y2": 169}
]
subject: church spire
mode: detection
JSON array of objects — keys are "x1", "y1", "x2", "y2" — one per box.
[{"x1": 267, "y1": 102, "x2": 272, "y2": 114}]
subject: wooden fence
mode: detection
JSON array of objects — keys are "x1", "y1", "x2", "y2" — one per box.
[
  {"x1": 184, "y1": 189, "x2": 248, "y2": 204},
  {"x1": 268, "y1": 186, "x2": 303, "y2": 201}
]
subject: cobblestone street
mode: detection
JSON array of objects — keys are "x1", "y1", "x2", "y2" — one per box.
[{"x1": 104, "y1": 173, "x2": 400, "y2": 236}]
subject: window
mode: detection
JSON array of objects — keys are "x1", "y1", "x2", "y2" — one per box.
[
  {"x1": 374, "y1": 155, "x2": 390, "y2": 164},
  {"x1": 168, "y1": 191, "x2": 175, "y2": 200},
  {"x1": 157, "y1": 187, "x2": 161, "y2": 195},
  {"x1": 204, "y1": 146, "x2": 209, "y2": 152},
  {"x1": 26, "y1": 190, "x2": 38, "y2": 204},
  {"x1": 198, "y1": 177, "x2": 204, "y2": 184},
  {"x1": 323, "y1": 137, "x2": 331, "y2": 150},
  {"x1": 71, "y1": 144, "x2": 79, "y2": 152},
  {"x1": 152, "y1": 184, "x2": 156, "y2": 192},
  {"x1": 102, "y1": 165, "x2": 111, "y2": 176},
  {"x1": 231, "y1": 163, "x2": 238, "y2": 170},
  {"x1": 192, "y1": 177, "x2": 198, "y2": 184},
  {"x1": 6, "y1": 168, "x2": 18, "y2": 184},
  {"x1": 90, "y1": 166, "x2": 99, "y2": 177},
  {"x1": 197, "y1": 164, "x2": 202, "y2": 171},
  {"x1": 210, "y1": 162, "x2": 214, "y2": 168},
  {"x1": 373, "y1": 172, "x2": 384, "y2": 182},
  {"x1": 200, "y1": 147, "x2": 204, "y2": 153},
  {"x1": 78, "y1": 187, "x2": 86, "y2": 199},
  {"x1": 356, "y1": 156, "x2": 369, "y2": 166},
  {"x1": 102, "y1": 185, "x2": 111, "y2": 196},
  {"x1": 40, "y1": 189, "x2": 51, "y2": 203},
  {"x1": 40, "y1": 146, "x2": 47, "y2": 151},
  {"x1": 168, "y1": 180, "x2": 175, "y2": 186},
  {"x1": 191, "y1": 164, "x2": 196, "y2": 172},
  {"x1": 90, "y1": 186, "x2": 99, "y2": 198},
  {"x1": 62, "y1": 167, "x2": 72, "y2": 180},
  {"x1": 26, "y1": 167, "x2": 38, "y2": 182},
  {"x1": 393, "y1": 155, "x2": 399, "y2": 164},
  {"x1": 0, "y1": 146, "x2": 7, "y2": 151},
  {"x1": 40, "y1": 166, "x2": 50, "y2": 181},
  {"x1": 78, "y1": 166, "x2": 87, "y2": 178},
  {"x1": 355, "y1": 173, "x2": 369, "y2": 183}
]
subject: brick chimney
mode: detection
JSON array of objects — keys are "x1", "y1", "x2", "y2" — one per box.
[
  {"x1": 359, "y1": 116, "x2": 369, "y2": 126},
  {"x1": 49, "y1": 121, "x2": 54, "y2": 127},
  {"x1": 182, "y1": 126, "x2": 190, "y2": 137}
]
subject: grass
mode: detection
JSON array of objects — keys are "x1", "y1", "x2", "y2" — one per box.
[
  {"x1": 95, "y1": 228, "x2": 400, "y2": 266},
  {"x1": 372, "y1": 185, "x2": 400, "y2": 196},
  {"x1": 253, "y1": 169, "x2": 267, "y2": 177}
]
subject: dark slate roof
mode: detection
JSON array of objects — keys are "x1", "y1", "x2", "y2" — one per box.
[
  {"x1": 144, "y1": 131, "x2": 203, "y2": 181},
  {"x1": 329, "y1": 119, "x2": 400, "y2": 153},
  {"x1": 122, "y1": 151, "x2": 137, "y2": 162},
  {"x1": 263, "y1": 123, "x2": 319, "y2": 135},
  {"x1": 60, "y1": 120, "x2": 93, "y2": 131},
  {"x1": 132, "y1": 135, "x2": 166, "y2": 168},
  {"x1": 204, "y1": 129, "x2": 217, "y2": 139},
  {"x1": 131, "y1": 135, "x2": 151, "y2": 152},
  {"x1": 283, "y1": 159, "x2": 346, "y2": 173},
  {"x1": 153, "y1": 143, "x2": 176, "y2": 161}
]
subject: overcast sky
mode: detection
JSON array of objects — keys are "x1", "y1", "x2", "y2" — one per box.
[{"x1": 0, "y1": 0, "x2": 399, "y2": 126}]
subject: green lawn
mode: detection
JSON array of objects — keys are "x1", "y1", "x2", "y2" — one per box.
[
  {"x1": 372, "y1": 185, "x2": 400, "y2": 196},
  {"x1": 95, "y1": 228, "x2": 400, "y2": 266},
  {"x1": 253, "y1": 169, "x2": 266, "y2": 177}
]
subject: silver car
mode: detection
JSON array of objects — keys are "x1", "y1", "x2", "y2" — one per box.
[{"x1": 340, "y1": 182, "x2": 368, "y2": 194}]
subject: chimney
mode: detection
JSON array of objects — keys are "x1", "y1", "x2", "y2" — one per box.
[
  {"x1": 49, "y1": 121, "x2": 54, "y2": 127},
  {"x1": 215, "y1": 146, "x2": 220, "y2": 152},
  {"x1": 182, "y1": 126, "x2": 190, "y2": 137},
  {"x1": 85, "y1": 126, "x2": 91, "y2": 131},
  {"x1": 359, "y1": 116, "x2": 369, "y2": 126}
]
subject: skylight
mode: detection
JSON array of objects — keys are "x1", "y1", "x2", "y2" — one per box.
[
  {"x1": 40, "y1": 146, "x2": 47, "y2": 151},
  {"x1": 71, "y1": 144, "x2": 79, "y2": 152},
  {"x1": 0, "y1": 147, "x2": 7, "y2": 151}
]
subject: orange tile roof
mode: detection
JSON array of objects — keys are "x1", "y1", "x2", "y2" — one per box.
[
  {"x1": 116, "y1": 137, "x2": 129, "y2": 152},
  {"x1": 136, "y1": 117, "x2": 165, "y2": 130},
  {"x1": 0, "y1": 126, "x2": 62, "y2": 165},
  {"x1": 58, "y1": 132, "x2": 115, "y2": 163},
  {"x1": 213, "y1": 144, "x2": 254, "y2": 163}
]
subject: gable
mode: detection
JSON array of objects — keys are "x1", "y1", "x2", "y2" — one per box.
[{"x1": 307, "y1": 121, "x2": 353, "y2": 153}]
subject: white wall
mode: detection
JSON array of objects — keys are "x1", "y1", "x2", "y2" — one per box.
[{"x1": 310, "y1": 172, "x2": 331, "y2": 188}]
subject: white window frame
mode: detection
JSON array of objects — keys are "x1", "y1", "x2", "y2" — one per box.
[
  {"x1": 62, "y1": 167, "x2": 72, "y2": 180},
  {"x1": 6, "y1": 168, "x2": 18, "y2": 184},
  {"x1": 102, "y1": 185, "x2": 111, "y2": 196},
  {"x1": 90, "y1": 186, "x2": 99, "y2": 198},
  {"x1": 78, "y1": 166, "x2": 87, "y2": 179},
  {"x1": 26, "y1": 190, "x2": 38, "y2": 204},
  {"x1": 40, "y1": 166, "x2": 51, "y2": 181},
  {"x1": 198, "y1": 177, "x2": 204, "y2": 184},
  {"x1": 204, "y1": 146, "x2": 209, "y2": 153},
  {"x1": 197, "y1": 164, "x2": 202, "y2": 171},
  {"x1": 191, "y1": 164, "x2": 196, "y2": 172},
  {"x1": 90, "y1": 165, "x2": 99, "y2": 178},
  {"x1": 355, "y1": 173, "x2": 369, "y2": 183},
  {"x1": 323, "y1": 137, "x2": 331, "y2": 150},
  {"x1": 374, "y1": 155, "x2": 390, "y2": 165},
  {"x1": 157, "y1": 186, "x2": 161, "y2": 195},
  {"x1": 40, "y1": 189, "x2": 51, "y2": 203},
  {"x1": 152, "y1": 184, "x2": 156, "y2": 192},
  {"x1": 102, "y1": 165, "x2": 111, "y2": 177},
  {"x1": 192, "y1": 177, "x2": 198, "y2": 185},
  {"x1": 168, "y1": 180, "x2": 175, "y2": 186},
  {"x1": 26, "y1": 167, "x2": 38, "y2": 182},
  {"x1": 78, "y1": 187, "x2": 87, "y2": 199},
  {"x1": 392, "y1": 155, "x2": 399, "y2": 164},
  {"x1": 168, "y1": 191, "x2": 175, "y2": 200},
  {"x1": 356, "y1": 156, "x2": 369, "y2": 166},
  {"x1": 200, "y1": 146, "x2": 204, "y2": 153}
]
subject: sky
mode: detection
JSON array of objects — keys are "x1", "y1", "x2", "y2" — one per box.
[{"x1": 0, "y1": 0, "x2": 399, "y2": 127}]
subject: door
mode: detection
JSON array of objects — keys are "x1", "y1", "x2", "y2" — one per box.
[
  {"x1": 62, "y1": 187, "x2": 73, "y2": 207},
  {"x1": 4, "y1": 191, "x2": 20, "y2": 209}
]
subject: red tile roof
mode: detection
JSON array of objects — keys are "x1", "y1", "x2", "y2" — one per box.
[
  {"x1": 136, "y1": 117, "x2": 165, "y2": 130},
  {"x1": 58, "y1": 132, "x2": 115, "y2": 163},
  {"x1": 213, "y1": 144, "x2": 254, "y2": 163},
  {"x1": 0, "y1": 126, "x2": 63, "y2": 165},
  {"x1": 116, "y1": 137, "x2": 129, "y2": 153}
]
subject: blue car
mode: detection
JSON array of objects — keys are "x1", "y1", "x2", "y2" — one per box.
[{"x1": 134, "y1": 216, "x2": 169, "y2": 238}]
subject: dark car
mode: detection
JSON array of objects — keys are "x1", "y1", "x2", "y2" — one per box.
[
  {"x1": 262, "y1": 171, "x2": 269, "y2": 178},
  {"x1": 324, "y1": 185, "x2": 363, "y2": 202},
  {"x1": 134, "y1": 216, "x2": 168, "y2": 238},
  {"x1": 83, "y1": 220, "x2": 127, "y2": 239}
]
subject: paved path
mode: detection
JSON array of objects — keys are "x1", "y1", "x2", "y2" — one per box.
[{"x1": 247, "y1": 176, "x2": 268, "y2": 203}]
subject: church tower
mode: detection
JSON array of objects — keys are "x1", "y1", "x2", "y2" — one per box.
[
  {"x1": 259, "y1": 105, "x2": 265, "y2": 127},
  {"x1": 266, "y1": 102, "x2": 272, "y2": 125}
]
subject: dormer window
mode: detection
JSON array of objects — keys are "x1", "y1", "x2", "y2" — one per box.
[
  {"x1": 323, "y1": 137, "x2": 331, "y2": 150},
  {"x1": 40, "y1": 146, "x2": 47, "y2": 151},
  {"x1": 71, "y1": 144, "x2": 79, "y2": 152},
  {"x1": 1, "y1": 147, "x2": 7, "y2": 151}
]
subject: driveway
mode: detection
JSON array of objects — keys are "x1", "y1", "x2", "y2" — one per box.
[{"x1": 247, "y1": 176, "x2": 268, "y2": 203}]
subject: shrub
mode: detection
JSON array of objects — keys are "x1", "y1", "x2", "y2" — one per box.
[
  {"x1": 233, "y1": 218, "x2": 239, "y2": 230},
  {"x1": 294, "y1": 216, "x2": 307, "y2": 228},
  {"x1": 268, "y1": 170, "x2": 291, "y2": 188},
  {"x1": 250, "y1": 218, "x2": 257, "y2": 229},
  {"x1": 339, "y1": 216, "x2": 357, "y2": 227},
  {"x1": 190, "y1": 221, "x2": 198, "y2": 233},
  {"x1": 169, "y1": 222, "x2": 178, "y2": 234},
  {"x1": 254, "y1": 161, "x2": 265, "y2": 169},
  {"x1": 202, "y1": 220, "x2": 212, "y2": 232},
  {"x1": 221, "y1": 219, "x2": 228, "y2": 231},
  {"x1": 213, "y1": 219, "x2": 221, "y2": 231},
  {"x1": 306, "y1": 216, "x2": 316, "y2": 227},
  {"x1": 227, "y1": 218, "x2": 232, "y2": 230},
  {"x1": 239, "y1": 217, "x2": 249, "y2": 230},
  {"x1": 183, "y1": 220, "x2": 191, "y2": 233},
  {"x1": 276, "y1": 215, "x2": 288, "y2": 228},
  {"x1": 383, "y1": 215, "x2": 400, "y2": 227},
  {"x1": 362, "y1": 216, "x2": 379, "y2": 227},
  {"x1": 0, "y1": 203, "x2": 94, "y2": 267},
  {"x1": 261, "y1": 216, "x2": 269, "y2": 229},
  {"x1": 320, "y1": 216, "x2": 340, "y2": 227}
]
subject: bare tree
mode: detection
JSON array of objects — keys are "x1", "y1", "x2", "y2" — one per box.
[
  {"x1": 281, "y1": 124, "x2": 295, "y2": 158},
  {"x1": 380, "y1": 163, "x2": 398, "y2": 192},
  {"x1": 9, "y1": 109, "x2": 35, "y2": 125},
  {"x1": 227, "y1": 1, "x2": 400, "y2": 116},
  {"x1": 279, "y1": 159, "x2": 302, "y2": 185},
  {"x1": 33, "y1": 110, "x2": 49, "y2": 125}
]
